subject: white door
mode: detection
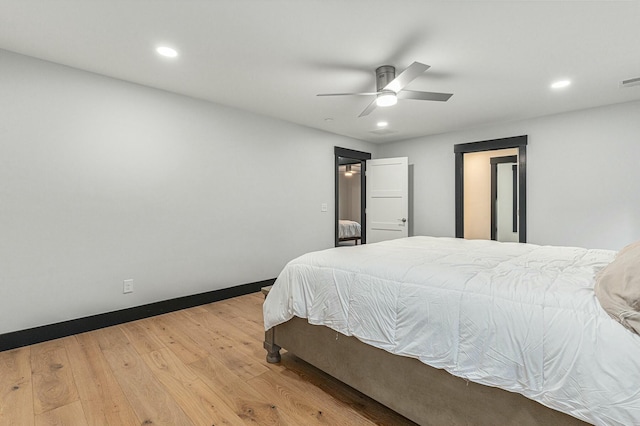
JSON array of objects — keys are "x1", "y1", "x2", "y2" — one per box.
[{"x1": 366, "y1": 157, "x2": 409, "y2": 243}]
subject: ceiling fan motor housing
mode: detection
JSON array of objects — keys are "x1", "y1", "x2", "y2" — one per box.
[{"x1": 376, "y1": 65, "x2": 396, "y2": 91}]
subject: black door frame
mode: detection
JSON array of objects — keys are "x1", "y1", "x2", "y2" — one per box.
[
  {"x1": 335, "y1": 147, "x2": 371, "y2": 247},
  {"x1": 454, "y1": 135, "x2": 527, "y2": 243},
  {"x1": 490, "y1": 155, "x2": 518, "y2": 241}
]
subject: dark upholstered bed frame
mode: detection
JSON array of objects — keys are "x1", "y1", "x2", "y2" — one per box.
[
  {"x1": 262, "y1": 290, "x2": 587, "y2": 425},
  {"x1": 338, "y1": 236, "x2": 360, "y2": 245}
]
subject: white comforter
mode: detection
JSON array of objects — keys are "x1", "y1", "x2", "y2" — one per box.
[{"x1": 264, "y1": 236, "x2": 640, "y2": 425}]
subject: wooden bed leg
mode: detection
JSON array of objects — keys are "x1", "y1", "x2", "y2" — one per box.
[{"x1": 264, "y1": 327, "x2": 281, "y2": 363}]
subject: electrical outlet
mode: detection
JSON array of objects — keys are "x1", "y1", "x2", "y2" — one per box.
[
  {"x1": 123, "y1": 279, "x2": 134, "y2": 294},
  {"x1": 321, "y1": 203, "x2": 328, "y2": 212}
]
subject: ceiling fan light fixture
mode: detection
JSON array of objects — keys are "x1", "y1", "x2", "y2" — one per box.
[
  {"x1": 345, "y1": 164, "x2": 353, "y2": 177},
  {"x1": 317, "y1": 62, "x2": 452, "y2": 117},
  {"x1": 376, "y1": 91, "x2": 397, "y2": 107}
]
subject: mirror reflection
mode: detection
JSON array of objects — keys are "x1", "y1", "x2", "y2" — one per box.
[{"x1": 337, "y1": 157, "x2": 362, "y2": 245}]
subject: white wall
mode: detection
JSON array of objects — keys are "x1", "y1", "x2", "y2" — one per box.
[
  {"x1": 379, "y1": 100, "x2": 640, "y2": 250},
  {"x1": 0, "y1": 50, "x2": 377, "y2": 334}
]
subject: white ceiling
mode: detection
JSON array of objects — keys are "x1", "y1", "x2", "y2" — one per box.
[{"x1": 1, "y1": 1, "x2": 640, "y2": 143}]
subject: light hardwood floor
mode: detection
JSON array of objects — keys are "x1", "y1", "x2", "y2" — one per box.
[{"x1": 0, "y1": 292, "x2": 416, "y2": 425}]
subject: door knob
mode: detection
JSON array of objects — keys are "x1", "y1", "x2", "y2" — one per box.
[{"x1": 398, "y1": 218, "x2": 407, "y2": 223}]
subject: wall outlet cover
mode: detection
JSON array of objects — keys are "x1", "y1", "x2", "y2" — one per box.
[{"x1": 123, "y1": 279, "x2": 134, "y2": 294}]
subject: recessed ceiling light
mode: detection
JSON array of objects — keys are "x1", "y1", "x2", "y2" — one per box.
[
  {"x1": 377, "y1": 121, "x2": 388, "y2": 127},
  {"x1": 551, "y1": 80, "x2": 571, "y2": 89},
  {"x1": 156, "y1": 46, "x2": 178, "y2": 58}
]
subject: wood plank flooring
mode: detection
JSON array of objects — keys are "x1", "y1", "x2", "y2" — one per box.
[{"x1": 0, "y1": 292, "x2": 416, "y2": 425}]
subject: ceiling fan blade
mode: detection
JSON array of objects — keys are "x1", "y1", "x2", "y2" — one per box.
[
  {"x1": 397, "y1": 90, "x2": 453, "y2": 102},
  {"x1": 383, "y1": 61, "x2": 430, "y2": 92},
  {"x1": 317, "y1": 92, "x2": 380, "y2": 97},
  {"x1": 358, "y1": 98, "x2": 378, "y2": 117}
]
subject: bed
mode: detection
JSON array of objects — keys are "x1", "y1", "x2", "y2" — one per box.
[
  {"x1": 338, "y1": 219, "x2": 361, "y2": 244},
  {"x1": 263, "y1": 236, "x2": 640, "y2": 425}
]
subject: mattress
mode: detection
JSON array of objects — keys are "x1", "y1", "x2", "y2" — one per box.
[
  {"x1": 338, "y1": 219, "x2": 361, "y2": 239},
  {"x1": 263, "y1": 236, "x2": 640, "y2": 425}
]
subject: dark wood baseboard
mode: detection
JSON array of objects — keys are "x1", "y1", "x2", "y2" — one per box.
[{"x1": 0, "y1": 278, "x2": 275, "y2": 352}]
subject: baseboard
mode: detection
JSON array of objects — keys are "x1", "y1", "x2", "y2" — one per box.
[{"x1": 0, "y1": 278, "x2": 275, "y2": 352}]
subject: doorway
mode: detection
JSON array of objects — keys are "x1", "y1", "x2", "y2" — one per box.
[
  {"x1": 454, "y1": 135, "x2": 527, "y2": 243},
  {"x1": 335, "y1": 147, "x2": 371, "y2": 247}
]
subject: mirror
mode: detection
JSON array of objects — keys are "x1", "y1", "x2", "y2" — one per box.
[
  {"x1": 337, "y1": 158, "x2": 362, "y2": 245},
  {"x1": 454, "y1": 136, "x2": 527, "y2": 243},
  {"x1": 334, "y1": 147, "x2": 371, "y2": 247},
  {"x1": 491, "y1": 155, "x2": 519, "y2": 242}
]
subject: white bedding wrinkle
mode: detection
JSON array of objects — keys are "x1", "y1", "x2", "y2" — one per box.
[{"x1": 263, "y1": 236, "x2": 640, "y2": 425}]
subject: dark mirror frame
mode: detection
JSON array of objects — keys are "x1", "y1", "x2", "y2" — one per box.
[
  {"x1": 490, "y1": 155, "x2": 518, "y2": 241},
  {"x1": 335, "y1": 147, "x2": 371, "y2": 247},
  {"x1": 454, "y1": 135, "x2": 528, "y2": 243}
]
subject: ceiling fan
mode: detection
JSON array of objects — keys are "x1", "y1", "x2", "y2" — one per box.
[{"x1": 317, "y1": 61, "x2": 453, "y2": 117}]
